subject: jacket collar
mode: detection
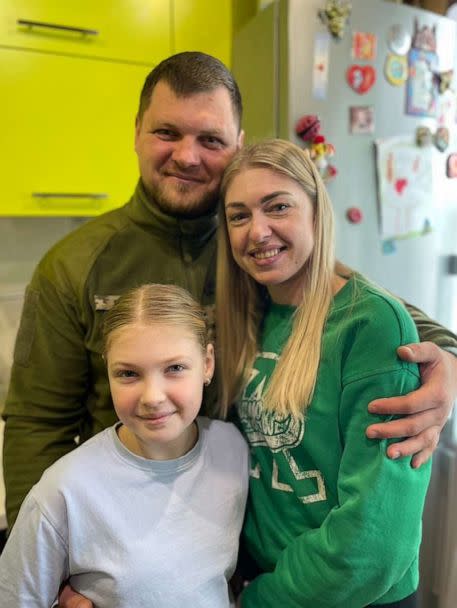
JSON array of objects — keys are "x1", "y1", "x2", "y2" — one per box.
[{"x1": 125, "y1": 179, "x2": 218, "y2": 243}]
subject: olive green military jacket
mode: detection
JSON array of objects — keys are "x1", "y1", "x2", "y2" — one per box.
[{"x1": 3, "y1": 181, "x2": 217, "y2": 528}]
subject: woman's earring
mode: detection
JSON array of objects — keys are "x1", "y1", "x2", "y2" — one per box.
[{"x1": 204, "y1": 378, "x2": 211, "y2": 386}]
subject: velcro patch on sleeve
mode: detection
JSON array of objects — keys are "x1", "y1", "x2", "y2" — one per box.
[{"x1": 94, "y1": 295, "x2": 121, "y2": 311}]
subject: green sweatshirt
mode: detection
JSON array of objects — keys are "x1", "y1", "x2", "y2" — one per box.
[
  {"x1": 3, "y1": 181, "x2": 217, "y2": 529},
  {"x1": 238, "y1": 276, "x2": 432, "y2": 608}
]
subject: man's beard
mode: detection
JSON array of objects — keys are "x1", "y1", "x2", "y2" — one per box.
[{"x1": 145, "y1": 179, "x2": 220, "y2": 219}]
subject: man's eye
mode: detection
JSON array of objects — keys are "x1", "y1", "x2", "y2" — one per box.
[
  {"x1": 202, "y1": 136, "x2": 224, "y2": 149},
  {"x1": 154, "y1": 129, "x2": 177, "y2": 140}
]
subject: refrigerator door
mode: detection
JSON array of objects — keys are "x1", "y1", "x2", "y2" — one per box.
[{"x1": 232, "y1": 0, "x2": 457, "y2": 320}]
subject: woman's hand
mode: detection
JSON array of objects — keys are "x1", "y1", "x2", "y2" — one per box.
[{"x1": 366, "y1": 342, "x2": 457, "y2": 468}]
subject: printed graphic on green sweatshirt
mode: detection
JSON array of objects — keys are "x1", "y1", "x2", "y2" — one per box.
[
  {"x1": 238, "y1": 351, "x2": 326, "y2": 505},
  {"x1": 238, "y1": 355, "x2": 305, "y2": 451}
]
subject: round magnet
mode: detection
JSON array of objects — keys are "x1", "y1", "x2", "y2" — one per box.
[
  {"x1": 382, "y1": 239, "x2": 396, "y2": 255},
  {"x1": 384, "y1": 54, "x2": 408, "y2": 86},
  {"x1": 346, "y1": 207, "x2": 363, "y2": 224},
  {"x1": 387, "y1": 24, "x2": 411, "y2": 55}
]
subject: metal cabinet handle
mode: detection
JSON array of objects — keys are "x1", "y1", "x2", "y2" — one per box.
[
  {"x1": 17, "y1": 19, "x2": 99, "y2": 37},
  {"x1": 32, "y1": 193, "x2": 107, "y2": 200}
]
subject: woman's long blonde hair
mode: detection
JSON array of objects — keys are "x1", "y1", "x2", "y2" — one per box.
[{"x1": 216, "y1": 139, "x2": 349, "y2": 418}]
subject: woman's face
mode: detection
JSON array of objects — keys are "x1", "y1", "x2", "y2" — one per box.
[{"x1": 224, "y1": 167, "x2": 315, "y2": 305}]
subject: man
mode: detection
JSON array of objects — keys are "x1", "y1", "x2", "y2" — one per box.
[{"x1": 3, "y1": 52, "x2": 457, "y2": 536}]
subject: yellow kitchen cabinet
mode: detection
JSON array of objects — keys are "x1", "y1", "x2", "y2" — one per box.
[
  {"x1": 2, "y1": 48, "x2": 150, "y2": 216},
  {"x1": 0, "y1": 0, "x2": 171, "y2": 65},
  {"x1": 173, "y1": 0, "x2": 231, "y2": 66}
]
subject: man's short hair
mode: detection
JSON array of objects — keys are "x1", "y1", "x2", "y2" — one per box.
[{"x1": 137, "y1": 51, "x2": 242, "y2": 130}]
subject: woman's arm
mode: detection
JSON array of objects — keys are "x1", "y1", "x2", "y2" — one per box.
[
  {"x1": 367, "y1": 343, "x2": 457, "y2": 467},
  {"x1": 366, "y1": 300, "x2": 457, "y2": 466}
]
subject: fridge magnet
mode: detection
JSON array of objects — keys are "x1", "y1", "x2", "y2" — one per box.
[
  {"x1": 346, "y1": 207, "x2": 363, "y2": 224},
  {"x1": 295, "y1": 114, "x2": 321, "y2": 142},
  {"x1": 387, "y1": 24, "x2": 411, "y2": 56},
  {"x1": 406, "y1": 48, "x2": 438, "y2": 117},
  {"x1": 375, "y1": 136, "x2": 434, "y2": 240},
  {"x1": 312, "y1": 32, "x2": 331, "y2": 100},
  {"x1": 415, "y1": 126, "x2": 432, "y2": 147},
  {"x1": 318, "y1": 0, "x2": 352, "y2": 40},
  {"x1": 349, "y1": 106, "x2": 374, "y2": 134},
  {"x1": 434, "y1": 127, "x2": 449, "y2": 152},
  {"x1": 346, "y1": 65, "x2": 376, "y2": 94},
  {"x1": 309, "y1": 134, "x2": 338, "y2": 181},
  {"x1": 352, "y1": 32, "x2": 377, "y2": 60},
  {"x1": 384, "y1": 54, "x2": 408, "y2": 86},
  {"x1": 435, "y1": 70, "x2": 454, "y2": 95},
  {"x1": 381, "y1": 239, "x2": 397, "y2": 255},
  {"x1": 295, "y1": 117, "x2": 338, "y2": 181},
  {"x1": 411, "y1": 18, "x2": 437, "y2": 52},
  {"x1": 446, "y1": 153, "x2": 457, "y2": 178}
]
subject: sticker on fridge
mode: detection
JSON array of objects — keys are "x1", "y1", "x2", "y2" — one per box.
[
  {"x1": 375, "y1": 136, "x2": 434, "y2": 240},
  {"x1": 406, "y1": 48, "x2": 438, "y2": 117},
  {"x1": 349, "y1": 106, "x2": 374, "y2": 134},
  {"x1": 312, "y1": 32, "x2": 330, "y2": 100},
  {"x1": 352, "y1": 32, "x2": 377, "y2": 60}
]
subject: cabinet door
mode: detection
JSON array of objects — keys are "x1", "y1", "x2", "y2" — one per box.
[
  {"x1": 0, "y1": 0, "x2": 171, "y2": 65},
  {"x1": 2, "y1": 48, "x2": 151, "y2": 216},
  {"x1": 173, "y1": 0, "x2": 231, "y2": 67}
]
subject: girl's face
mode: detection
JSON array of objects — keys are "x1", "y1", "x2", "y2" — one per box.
[
  {"x1": 107, "y1": 322, "x2": 214, "y2": 460},
  {"x1": 225, "y1": 167, "x2": 315, "y2": 305}
]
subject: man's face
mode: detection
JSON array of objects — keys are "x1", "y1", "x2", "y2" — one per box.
[{"x1": 135, "y1": 81, "x2": 244, "y2": 217}]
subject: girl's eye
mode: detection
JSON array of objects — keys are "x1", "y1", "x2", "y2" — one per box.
[
  {"x1": 114, "y1": 369, "x2": 138, "y2": 380},
  {"x1": 167, "y1": 364, "x2": 185, "y2": 374}
]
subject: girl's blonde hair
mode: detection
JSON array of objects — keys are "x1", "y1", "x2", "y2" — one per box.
[
  {"x1": 217, "y1": 139, "x2": 349, "y2": 418},
  {"x1": 103, "y1": 283, "x2": 209, "y2": 356}
]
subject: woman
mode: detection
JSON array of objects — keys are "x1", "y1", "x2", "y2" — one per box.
[{"x1": 217, "y1": 139, "x2": 430, "y2": 608}]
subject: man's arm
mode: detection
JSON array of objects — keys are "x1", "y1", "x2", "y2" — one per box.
[
  {"x1": 367, "y1": 302, "x2": 457, "y2": 468},
  {"x1": 3, "y1": 272, "x2": 89, "y2": 530},
  {"x1": 58, "y1": 584, "x2": 94, "y2": 608}
]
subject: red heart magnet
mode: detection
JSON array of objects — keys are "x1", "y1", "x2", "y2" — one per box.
[
  {"x1": 395, "y1": 178, "x2": 408, "y2": 195},
  {"x1": 346, "y1": 65, "x2": 376, "y2": 94}
]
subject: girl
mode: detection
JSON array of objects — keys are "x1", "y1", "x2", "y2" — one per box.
[
  {"x1": 217, "y1": 140, "x2": 431, "y2": 608},
  {"x1": 0, "y1": 284, "x2": 249, "y2": 608}
]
